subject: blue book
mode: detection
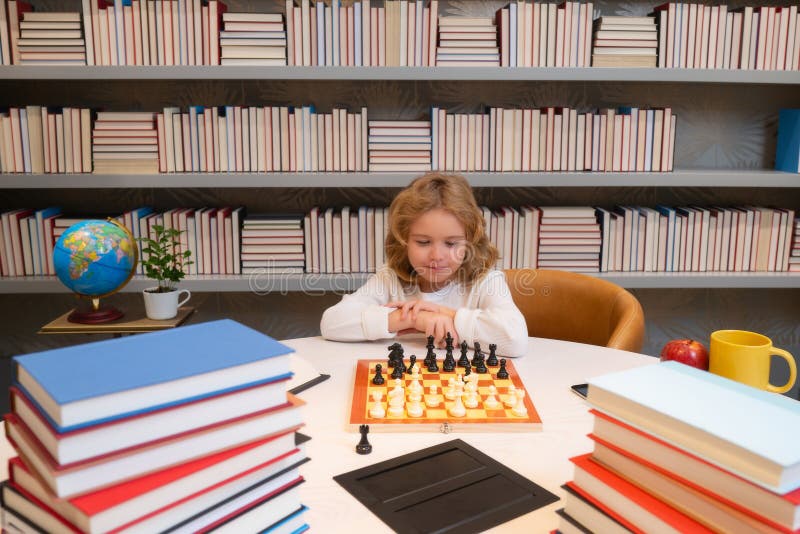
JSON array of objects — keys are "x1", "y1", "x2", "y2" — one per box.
[
  {"x1": 13, "y1": 319, "x2": 293, "y2": 431},
  {"x1": 588, "y1": 361, "x2": 800, "y2": 494},
  {"x1": 776, "y1": 109, "x2": 800, "y2": 173}
]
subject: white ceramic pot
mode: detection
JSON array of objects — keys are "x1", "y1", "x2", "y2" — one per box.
[{"x1": 143, "y1": 287, "x2": 191, "y2": 320}]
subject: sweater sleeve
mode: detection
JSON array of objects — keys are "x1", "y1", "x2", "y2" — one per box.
[
  {"x1": 319, "y1": 270, "x2": 400, "y2": 342},
  {"x1": 453, "y1": 271, "x2": 529, "y2": 357}
]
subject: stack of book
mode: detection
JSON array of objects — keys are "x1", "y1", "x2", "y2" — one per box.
[
  {"x1": 92, "y1": 111, "x2": 159, "y2": 174},
  {"x1": 368, "y1": 120, "x2": 431, "y2": 172},
  {"x1": 537, "y1": 206, "x2": 601, "y2": 272},
  {"x1": 241, "y1": 214, "x2": 305, "y2": 274},
  {"x1": 0, "y1": 106, "x2": 92, "y2": 174},
  {"x1": 304, "y1": 206, "x2": 388, "y2": 273},
  {"x1": 790, "y1": 218, "x2": 800, "y2": 272},
  {"x1": 592, "y1": 15, "x2": 657, "y2": 67},
  {"x1": 17, "y1": 11, "x2": 86, "y2": 65},
  {"x1": 1, "y1": 319, "x2": 310, "y2": 532},
  {"x1": 220, "y1": 12, "x2": 287, "y2": 66},
  {"x1": 558, "y1": 361, "x2": 800, "y2": 533},
  {"x1": 436, "y1": 16, "x2": 499, "y2": 66},
  {"x1": 482, "y1": 206, "x2": 541, "y2": 270}
]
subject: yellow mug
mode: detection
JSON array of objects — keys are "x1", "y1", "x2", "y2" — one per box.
[{"x1": 709, "y1": 330, "x2": 797, "y2": 394}]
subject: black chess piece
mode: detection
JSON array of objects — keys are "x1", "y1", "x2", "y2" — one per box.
[
  {"x1": 475, "y1": 355, "x2": 488, "y2": 374},
  {"x1": 407, "y1": 355, "x2": 417, "y2": 375},
  {"x1": 387, "y1": 343, "x2": 402, "y2": 367},
  {"x1": 443, "y1": 347, "x2": 456, "y2": 372},
  {"x1": 473, "y1": 341, "x2": 482, "y2": 356},
  {"x1": 372, "y1": 363, "x2": 385, "y2": 385},
  {"x1": 391, "y1": 359, "x2": 405, "y2": 380},
  {"x1": 427, "y1": 350, "x2": 439, "y2": 372},
  {"x1": 445, "y1": 332, "x2": 454, "y2": 352},
  {"x1": 497, "y1": 358, "x2": 509, "y2": 379},
  {"x1": 487, "y1": 343, "x2": 499, "y2": 366},
  {"x1": 457, "y1": 340, "x2": 470, "y2": 368},
  {"x1": 356, "y1": 424, "x2": 372, "y2": 455},
  {"x1": 424, "y1": 336, "x2": 436, "y2": 367},
  {"x1": 464, "y1": 362, "x2": 472, "y2": 376}
]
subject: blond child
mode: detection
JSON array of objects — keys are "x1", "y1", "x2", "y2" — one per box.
[{"x1": 320, "y1": 173, "x2": 528, "y2": 357}]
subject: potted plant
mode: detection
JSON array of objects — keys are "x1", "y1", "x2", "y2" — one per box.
[{"x1": 138, "y1": 225, "x2": 193, "y2": 320}]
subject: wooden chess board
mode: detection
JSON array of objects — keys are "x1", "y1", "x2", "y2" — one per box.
[{"x1": 348, "y1": 359, "x2": 542, "y2": 433}]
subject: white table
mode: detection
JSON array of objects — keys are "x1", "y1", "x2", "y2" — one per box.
[
  {"x1": 0, "y1": 336, "x2": 655, "y2": 532},
  {"x1": 282, "y1": 336, "x2": 656, "y2": 533}
]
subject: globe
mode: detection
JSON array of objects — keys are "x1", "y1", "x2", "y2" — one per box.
[{"x1": 53, "y1": 219, "x2": 138, "y2": 323}]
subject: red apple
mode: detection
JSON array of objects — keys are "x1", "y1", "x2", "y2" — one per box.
[{"x1": 660, "y1": 339, "x2": 709, "y2": 370}]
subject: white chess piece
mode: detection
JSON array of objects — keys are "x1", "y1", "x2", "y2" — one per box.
[
  {"x1": 483, "y1": 385, "x2": 501, "y2": 410},
  {"x1": 425, "y1": 385, "x2": 441, "y2": 407},
  {"x1": 445, "y1": 378, "x2": 458, "y2": 400},
  {"x1": 463, "y1": 390, "x2": 479, "y2": 408},
  {"x1": 369, "y1": 391, "x2": 386, "y2": 418},
  {"x1": 407, "y1": 399, "x2": 424, "y2": 417},
  {"x1": 464, "y1": 373, "x2": 478, "y2": 393},
  {"x1": 448, "y1": 394, "x2": 466, "y2": 417},
  {"x1": 408, "y1": 378, "x2": 423, "y2": 395},
  {"x1": 387, "y1": 393, "x2": 405, "y2": 417},
  {"x1": 504, "y1": 384, "x2": 517, "y2": 407},
  {"x1": 512, "y1": 389, "x2": 528, "y2": 417}
]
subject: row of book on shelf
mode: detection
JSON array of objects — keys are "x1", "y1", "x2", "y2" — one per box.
[
  {"x1": 654, "y1": 3, "x2": 800, "y2": 71},
  {"x1": 1, "y1": 0, "x2": 800, "y2": 70},
  {"x1": 2, "y1": 319, "x2": 310, "y2": 532},
  {"x1": 0, "y1": 105, "x2": 679, "y2": 174},
  {"x1": 1, "y1": 204, "x2": 798, "y2": 278},
  {"x1": 559, "y1": 361, "x2": 800, "y2": 534}
]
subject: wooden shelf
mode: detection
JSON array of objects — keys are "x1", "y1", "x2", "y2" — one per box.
[
  {"x1": 2, "y1": 272, "x2": 799, "y2": 293},
  {"x1": 1, "y1": 169, "x2": 798, "y2": 189},
  {"x1": 1, "y1": 66, "x2": 799, "y2": 84}
]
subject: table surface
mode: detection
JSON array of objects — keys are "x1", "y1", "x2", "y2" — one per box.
[
  {"x1": 0, "y1": 335, "x2": 655, "y2": 532},
  {"x1": 282, "y1": 336, "x2": 656, "y2": 533},
  {"x1": 38, "y1": 306, "x2": 195, "y2": 334}
]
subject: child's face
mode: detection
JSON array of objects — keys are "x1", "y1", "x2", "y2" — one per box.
[{"x1": 407, "y1": 208, "x2": 467, "y2": 291}]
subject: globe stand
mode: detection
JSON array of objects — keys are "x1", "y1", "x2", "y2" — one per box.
[{"x1": 68, "y1": 297, "x2": 124, "y2": 324}]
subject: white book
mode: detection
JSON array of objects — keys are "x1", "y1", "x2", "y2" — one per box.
[{"x1": 366, "y1": 207, "x2": 375, "y2": 272}]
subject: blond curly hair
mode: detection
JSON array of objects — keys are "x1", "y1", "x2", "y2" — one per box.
[{"x1": 385, "y1": 172, "x2": 498, "y2": 286}]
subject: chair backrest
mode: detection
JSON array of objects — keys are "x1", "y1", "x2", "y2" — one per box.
[{"x1": 504, "y1": 269, "x2": 646, "y2": 353}]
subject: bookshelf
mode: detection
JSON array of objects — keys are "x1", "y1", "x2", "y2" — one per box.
[
  {"x1": 2, "y1": 272, "x2": 799, "y2": 293},
  {"x1": 0, "y1": 66, "x2": 799, "y2": 83},
  {"x1": 1, "y1": 169, "x2": 799, "y2": 188},
  {"x1": 2, "y1": 1, "x2": 800, "y2": 295}
]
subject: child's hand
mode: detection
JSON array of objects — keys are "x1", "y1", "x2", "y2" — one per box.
[
  {"x1": 386, "y1": 300, "x2": 457, "y2": 321},
  {"x1": 414, "y1": 311, "x2": 458, "y2": 347}
]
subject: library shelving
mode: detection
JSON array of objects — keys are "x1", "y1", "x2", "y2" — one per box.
[
  {"x1": 1, "y1": 169, "x2": 799, "y2": 189},
  {"x1": 2, "y1": 2, "x2": 800, "y2": 294}
]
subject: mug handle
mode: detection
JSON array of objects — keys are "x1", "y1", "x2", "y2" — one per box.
[
  {"x1": 177, "y1": 289, "x2": 191, "y2": 309},
  {"x1": 767, "y1": 348, "x2": 797, "y2": 394}
]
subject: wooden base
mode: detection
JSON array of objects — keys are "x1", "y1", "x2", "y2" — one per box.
[{"x1": 67, "y1": 306, "x2": 124, "y2": 324}]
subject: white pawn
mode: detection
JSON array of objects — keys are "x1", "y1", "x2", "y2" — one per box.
[
  {"x1": 425, "y1": 385, "x2": 441, "y2": 407},
  {"x1": 369, "y1": 391, "x2": 386, "y2": 418},
  {"x1": 407, "y1": 399, "x2": 424, "y2": 417},
  {"x1": 445, "y1": 379, "x2": 458, "y2": 400},
  {"x1": 463, "y1": 390, "x2": 479, "y2": 408},
  {"x1": 504, "y1": 384, "x2": 517, "y2": 407},
  {"x1": 483, "y1": 385, "x2": 501, "y2": 410},
  {"x1": 449, "y1": 394, "x2": 466, "y2": 417},
  {"x1": 512, "y1": 389, "x2": 528, "y2": 417}
]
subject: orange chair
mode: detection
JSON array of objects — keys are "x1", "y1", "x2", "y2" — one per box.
[{"x1": 504, "y1": 269, "x2": 646, "y2": 353}]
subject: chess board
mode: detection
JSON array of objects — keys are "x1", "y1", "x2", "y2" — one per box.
[{"x1": 348, "y1": 359, "x2": 542, "y2": 433}]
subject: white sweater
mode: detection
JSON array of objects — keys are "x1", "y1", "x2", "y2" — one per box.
[{"x1": 319, "y1": 267, "x2": 529, "y2": 357}]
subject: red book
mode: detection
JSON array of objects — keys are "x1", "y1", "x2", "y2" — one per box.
[
  {"x1": 7, "y1": 431, "x2": 306, "y2": 533},
  {"x1": 5, "y1": 394, "x2": 304, "y2": 498},
  {"x1": 568, "y1": 453, "x2": 715, "y2": 533},
  {"x1": 590, "y1": 409, "x2": 800, "y2": 532},
  {"x1": 9, "y1": 379, "x2": 289, "y2": 465}
]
